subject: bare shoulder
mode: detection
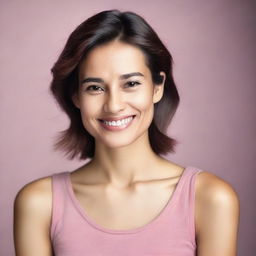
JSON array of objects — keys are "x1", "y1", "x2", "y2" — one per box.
[
  {"x1": 195, "y1": 170, "x2": 240, "y2": 238},
  {"x1": 195, "y1": 171, "x2": 240, "y2": 206},
  {"x1": 14, "y1": 175, "x2": 53, "y2": 225},
  {"x1": 14, "y1": 176, "x2": 54, "y2": 255}
]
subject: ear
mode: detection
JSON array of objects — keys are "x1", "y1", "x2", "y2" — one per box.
[
  {"x1": 153, "y1": 71, "x2": 166, "y2": 104},
  {"x1": 72, "y1": 93, "x2": 80, "y2": 109}
]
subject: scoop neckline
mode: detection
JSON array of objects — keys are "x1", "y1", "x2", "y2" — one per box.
[{"x1": 64, "y1": 166, "x2": 189, "y2": 234}]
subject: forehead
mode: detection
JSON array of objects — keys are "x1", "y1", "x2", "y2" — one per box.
[{"x1": 78, "y1": 40, "x2": 150, "y2": 77}]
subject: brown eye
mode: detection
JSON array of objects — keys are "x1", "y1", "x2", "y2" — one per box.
[
  {"x1": 125, "y1": 81, "x2": 141, "y2": 88},
  {"x1": 86, "y1": 85, "x2": 104, "y2": 91}
]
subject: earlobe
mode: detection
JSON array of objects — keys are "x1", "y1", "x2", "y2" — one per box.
[
  {"x1": 153, "y1": 71, "x2": 166, "y2": 104},
  {"x1": 72, "y1": 94, "x2": 80, "y2": 109}
]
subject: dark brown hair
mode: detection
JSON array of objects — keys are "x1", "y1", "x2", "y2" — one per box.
[{"x1": 50, "y1": 9, "x2": 180, "y2": 160}]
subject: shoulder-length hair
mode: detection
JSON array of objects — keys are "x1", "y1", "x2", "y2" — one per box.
[{"x1": 50, "y1": 9, "x2": 180, "y2": 160}]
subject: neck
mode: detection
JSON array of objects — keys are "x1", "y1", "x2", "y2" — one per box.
[{"x1": 90, "y1": 131, "x2": 164, "y2": 188}]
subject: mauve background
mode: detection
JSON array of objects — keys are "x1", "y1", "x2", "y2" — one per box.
[{"x1": 1, "y1": 0, "x2": 255, "y2": 255}]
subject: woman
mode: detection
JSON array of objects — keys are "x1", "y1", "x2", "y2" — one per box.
[{"x1": 14, "y1": 9, "x2": 240, "y2": 256}]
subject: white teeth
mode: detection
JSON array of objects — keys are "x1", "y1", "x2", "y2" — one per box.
[{"x1": 103, "y1": 116, "x2": 134, "y2": 127}]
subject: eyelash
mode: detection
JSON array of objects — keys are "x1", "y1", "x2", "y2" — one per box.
[{"x1": 86, "y1": 81, "x2": 141, "y2": 92}]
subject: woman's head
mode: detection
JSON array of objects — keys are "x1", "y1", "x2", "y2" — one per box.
[
  {"x1": 50, "y1": 9, "x2": 180, "y2": 160},
  {"x1": 73, "y1": 39, "x2": 166, "y2": 150}
]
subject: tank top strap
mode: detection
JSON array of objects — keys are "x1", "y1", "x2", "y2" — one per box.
[
  {"x1": 177, "y1": 166, "x2": 204, "y2": 243},
  {"x1": 50, "y1": 171, "x2": 70, "y2": 242}
]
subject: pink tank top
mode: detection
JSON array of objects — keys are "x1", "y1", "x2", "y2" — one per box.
[{"x1": 50, "y1": 166, "x2": 203, "y2": 256}]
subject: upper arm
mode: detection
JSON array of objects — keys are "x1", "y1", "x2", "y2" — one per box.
[
  {"x1": 195, "y1": 171, "x2": 240, "y2": 256},
  {"x1": 13, "y1": 177, "x2": 53, "y2": 256}
]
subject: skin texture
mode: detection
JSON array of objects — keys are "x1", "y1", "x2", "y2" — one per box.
[
  {"x1": 195, "y1": 172, "x2": 240, "y2": 255},
  {"x1": 14, "y1": 39, "x2": 240, "y2": 256}
]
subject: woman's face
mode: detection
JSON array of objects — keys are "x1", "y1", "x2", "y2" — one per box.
[{"x1": 73, "y1": 39, "x2": 165, "y2": 149}]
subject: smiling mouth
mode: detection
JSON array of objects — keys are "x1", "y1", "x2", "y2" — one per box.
[
  {"x1": 98, "y1": 115, "x2": 136, "y2": 121},
  {"x1": 98, "y1": 115, "x2": 136, "y2": 127},
  {"x1": 98, "y1": 115, "x2": 135, "y2": 122}
]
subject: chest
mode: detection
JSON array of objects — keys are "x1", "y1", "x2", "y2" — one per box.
[{"x1": 71, "y1": 179, "x2": 179, "y2": 230}]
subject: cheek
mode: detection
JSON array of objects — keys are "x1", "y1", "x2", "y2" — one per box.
[
  {"x1": 78, "y1": 103, "x2": 99, "y2": 136},
  {"x1": 128, "y1": 90, "x2": 155, "y2": 128},
  {"x1": 79, "y1": 97, "x2": 100, "y2": 117},
  {"x1": 129, "y1": 90, "x2": 153, "y2": 111},
  {"x1": 78, "y1": 99, "x2": 101, "y2": 131}
]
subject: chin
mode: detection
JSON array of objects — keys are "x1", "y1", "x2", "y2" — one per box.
[
  {"x1": 103, "y1": 139, "x2": 135, "y2": 149},
  {"x1": 97, "y1": 135, "x2": 140, "y2": 149}
]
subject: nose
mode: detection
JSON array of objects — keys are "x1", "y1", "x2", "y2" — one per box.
[{"x1": 103, "y1": 89, "x2": 126, "y2": 113}]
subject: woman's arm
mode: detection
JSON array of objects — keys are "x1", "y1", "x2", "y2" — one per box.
[
  {"x1": 195, "y1": 172, "x2": 240, "y2": 256},
  {"x1": 13, "y1": 177, "x2": 53, "y2": 256}
]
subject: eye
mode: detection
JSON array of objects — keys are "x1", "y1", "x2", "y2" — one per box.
[
  {"x1": 86, "y1": 85, "x2": 104, "y2": 92},
  {"x1": 125, "y1": 81, "x2": 141, "y2": 88}
]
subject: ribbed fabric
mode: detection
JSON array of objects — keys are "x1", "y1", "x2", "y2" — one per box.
[{"x1": 50, "y1": 166, "x2": 203, "y2": 256}]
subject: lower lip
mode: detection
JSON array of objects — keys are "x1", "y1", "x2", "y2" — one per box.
[{"x1": 98, "y1": 116, "x2": 136, "y2": 131}]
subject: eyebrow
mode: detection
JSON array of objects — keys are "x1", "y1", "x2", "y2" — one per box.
[{"x1": 80, "y1": 72, "x2": 144, "y2": 85}]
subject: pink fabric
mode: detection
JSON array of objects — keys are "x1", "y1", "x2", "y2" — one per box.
[{"x1": 50, "y1": 166, "x2": 203, "y2": 255}]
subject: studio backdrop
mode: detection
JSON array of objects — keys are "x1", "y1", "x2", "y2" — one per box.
[{"x1": 0, "y1": 0, "x2": 255, "y2": 255}]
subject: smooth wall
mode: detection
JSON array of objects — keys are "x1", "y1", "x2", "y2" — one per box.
[{"x1": 1, "y1": 0, "x2": 255, "y2": 255}]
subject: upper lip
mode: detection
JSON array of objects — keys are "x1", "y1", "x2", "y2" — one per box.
[{"x1": 98, "y1": 115, "x2": 135, "y2": 121}]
